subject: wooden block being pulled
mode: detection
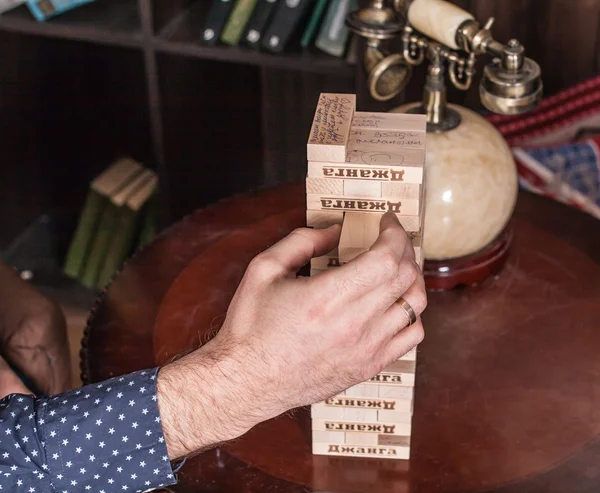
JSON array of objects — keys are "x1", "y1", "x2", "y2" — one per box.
[
  {"x1": 306, "y1": 210, "x2": 344, "y2": 229},
  {"x1": 307, "y1": 93, "x2": 356, "y2": 162},
  {"x1": 345, "y1": 432, "x2": 378, "y2": 446},
  {"x1": 352, "y1": 111, "x2": 427, "y2": 132},
  {"x1": 311, "y1": 253, "x2": 340, "y2": 270},
  {"x1": 338, "y1": 212, "x2": 381, "y2": 263}
]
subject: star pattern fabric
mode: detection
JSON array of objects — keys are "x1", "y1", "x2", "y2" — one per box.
[{"x1": 0, "y1": 367, "x2": 177, "y2": 492}]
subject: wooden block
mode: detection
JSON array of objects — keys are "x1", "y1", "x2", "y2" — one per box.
[
  {"x1": 378, "y1": 386, "x2": 414, "y2": 400},
  {"x1": 353, "y1": 111, "x2": 427, "y2": 132},
  {"x1": 350, "y1": 127, "x2": 425, "y2": 149},
  {"x1": 377, "y1": 410, "x2": 413, "y2": 424},
  {"x1": 312, "y1": 419, "x2": 412, "y2": 436},
  {"x1": 313, "y1": 442, "x2": 410, "y2": 460},
  {"x1": 310, "y1": 268, "x2": 326, "y2": 276},
  {"x1": 307, "y1": 93, "x2": 356, "y2": 162},
  {"x1": 306, "y1": 210, "x2": 344, "y2": 229},
  {"x1": 311, "y1": 254, "x2": 340, "y2": 270},
  {"x1": 307, "y1": 161, "x2": 423, "y2": 185},
  {"x1": 324, "y1": 396, "x2": 412, "y2": 413},
  {"x1": 383, "y1": 360, "x2": 417, "y2": 374},
  {"x1": 307, "y1": 194, "x2": 421, "y2": 217},
  {"x1": 343, "y1": 179, "x2": 382, "y2": 198},
  {"x1": 338, "y1": 212, "x2": 381, "y2": 263},
  {"x1": 382, "y1": 182, "x2": 421, "y2": 200},
  {"x1": 344, "y1": 383, "x2": 379, "y2": 398},
  {"x1": 306, "y1": 177, "x2": 344, "y2": 195},
  {"x1": 345, "y1": 432, "x2": 378, "y2": 446},
  {"x1": 311, "y1": 402, "x2": 346, "y2": 420},
  {"x1": 347, "y1": 137, "x2": 425, "y2": 168},
  {"x1": 343, "y1": 408, "x2": 379, "y2": 422},
  {"x1": 312, "y1": 430, "x2": 345, "y2": 444},
  {"x1": 378, "y1": 435, "x2": 411, "y2": 447},
  {"x1": 368, "y1": 372, "x2": 416, "y2": 387},
  {"x1": 399, "y1": 347, "x2": 417, "y2": 361}
]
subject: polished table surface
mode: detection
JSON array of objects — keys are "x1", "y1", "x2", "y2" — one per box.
[{"x1": 82, "y1": 183, "x2": 600, "y2": 493}]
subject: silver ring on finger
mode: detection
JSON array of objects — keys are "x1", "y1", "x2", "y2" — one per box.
[{"x1": 396, "y1": 297, "x2": 417, "y2": 327}]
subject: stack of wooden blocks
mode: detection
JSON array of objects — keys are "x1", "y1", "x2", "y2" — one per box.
[{"x1": 306, "y1": 93, "x2": 427, "y2": 461}]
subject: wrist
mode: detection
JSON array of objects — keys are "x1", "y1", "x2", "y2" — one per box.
[{"x1": 156, "y1": 340, "x2": 262, "y2": 459}]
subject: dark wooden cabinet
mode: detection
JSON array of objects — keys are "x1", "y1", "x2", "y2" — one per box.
[{"x1": 0, "y1": 0, "x2": 599, "y2": 253}]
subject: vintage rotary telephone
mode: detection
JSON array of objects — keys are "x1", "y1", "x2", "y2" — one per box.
[
  {"x1": 346, "y1": 0, "x2": 544, "y2": 289},
  {"x1": 346, "y1": 0, "x2": 543, "y2": 129}
]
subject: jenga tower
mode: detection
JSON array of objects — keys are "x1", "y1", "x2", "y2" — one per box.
[{"x1": 306, "y1": 93, "x2": 427, "y2": 461}]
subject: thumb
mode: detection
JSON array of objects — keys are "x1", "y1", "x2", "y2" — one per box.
[
  {"x1": 0, "y1": 355, "x2": 32, "y2": 399},
  {"x1": 261, "y1": 224, "x2": 342, "y2": 275}
]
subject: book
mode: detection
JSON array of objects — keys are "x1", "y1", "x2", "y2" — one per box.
[
  {"x1": 26, "y1": 0, "x2": 96, "y2": 21},
  {"x1": 79, "y1": 166, "x2": 150, "y2": 290},
  {"x1": 261, "y1": 0, "x2": 315, "y2": 54},
  {"x1": 220, "y1": 0, "x2": 259, "y2": 46},
  {"x1": 63, "y1": 158, "x2": 143, "y2": 281},
  {"x1": 241, "y1": 0, "x2": 279, "y2": 49},
  {"x1": 315, "y1": 0, "x2": 357, "y2": 58},
  {"x1": 96, "y1": 170, "x2": 158, "y2": 289},
  {"x1": 200, "y1": 0, "x2": 237, "y2": 45},
  {"x1": 300, "y1": 0, "x2": 328, "y2": 48}
]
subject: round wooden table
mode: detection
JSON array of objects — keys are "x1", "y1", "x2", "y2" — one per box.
[{"x1": 82, "y1": 183, "x2": 600, "y2": 493}]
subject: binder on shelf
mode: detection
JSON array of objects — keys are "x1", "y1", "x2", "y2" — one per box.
[
  {"x1": 314, "y1": 0, "x2": 357, "y2": 58},
  {"x1": 200, "y1": 0, "x2": 237, "y2": 45},
  {"x1": 261, "y1": 0, "x2": 315, "y2": 54},
  {"x1": 300, "y1": 0, "x2": 328, "y2": 48},
  {"x1": 220, "y1": 0, "x2": 259, "y2": 46},
  {"x1": 241, "y1": 0, "x2": 279, "y2": 50}
]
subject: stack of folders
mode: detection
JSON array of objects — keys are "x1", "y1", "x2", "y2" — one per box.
[
  {"x1": 201, "y1": 0, "x2": 358, "y2": 60},
  {"x1": 63, "y1": 158, "x2": 158, "y2": 291}
]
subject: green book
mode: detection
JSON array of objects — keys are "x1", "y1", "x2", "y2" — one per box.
[
  {"x1": 96, "y1": 171, "x2": 158, "y2": 289},
  {"x1": 63, "y1": 189, "x2": 106, "y2": 280},
  {"x1": 79, "y1": 201, "x2": 118, "y2": 290},
  {"x1": 63, "y1": 158, "x2": 143, "y2": 281},
  {"x1": 300, "y1": 0, "x2": 328, "y2": 48},
  {"x1": 221, "y1": 0, "x2": 259, "y2": 46},
  {"x1": 315, "y1": 0, "x2": 357, "y2": 57}
]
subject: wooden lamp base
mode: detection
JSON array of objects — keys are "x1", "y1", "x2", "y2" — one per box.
[{"x1": 423, "y1": 224, "x2": 513, "y2": 291}]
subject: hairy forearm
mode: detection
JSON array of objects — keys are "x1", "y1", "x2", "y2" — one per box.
[{"x1": 156, "y1": 341, "x2": 263, "y2": 460}]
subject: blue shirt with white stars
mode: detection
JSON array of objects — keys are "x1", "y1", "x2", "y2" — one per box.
[{"x1": 0, "y1": 367, "x2": 179, "y2": 492}]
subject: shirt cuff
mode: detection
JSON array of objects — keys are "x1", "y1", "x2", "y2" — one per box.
[{"x1": 41, "y1": 367, "x2": 177, "y2": 493}]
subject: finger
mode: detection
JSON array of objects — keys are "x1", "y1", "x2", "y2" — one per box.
[
  {"x1": 380, "y1": 317, "x2": 425, "y2": 364},
  {"x1": 259, "y1": 225, "x2": 341, "y2": 275},
  {"x1": 369, "y1": 212, "x2": 413, "y2": 262},
  {"x1": 0, "y1": 355, "x2": 32, "y2": 399}
]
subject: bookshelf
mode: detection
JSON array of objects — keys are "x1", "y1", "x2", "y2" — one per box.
[
  {"x1": 0, "y1": 0, "x2": 597, "y2": 266},
  {"x1": 0, "y1": 0, "x2": 364, "y2": 259}
]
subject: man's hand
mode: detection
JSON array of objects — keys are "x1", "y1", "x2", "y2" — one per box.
[
  {"x1": 157, "y1": 212, "x2": 426, "y2": 459},
  {"x1": 0, "y1": 262, "x2": 71, "y2": 398}
]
